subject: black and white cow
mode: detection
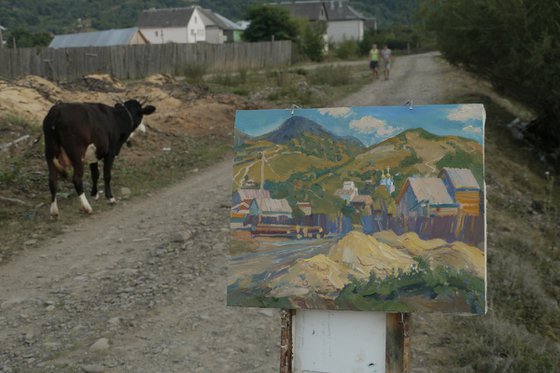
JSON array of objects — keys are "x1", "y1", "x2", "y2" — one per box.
[{"x1": 43, "y1": 100, "x2": 156, "y2": 218}]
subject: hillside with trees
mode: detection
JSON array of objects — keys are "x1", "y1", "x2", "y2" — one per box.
[{"x1": 0, "y1": 0, "x2": 417, "y2": 46}]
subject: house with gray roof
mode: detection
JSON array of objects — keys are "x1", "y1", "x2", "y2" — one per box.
[
  {"x1": 48, "y1": 27, "x2": 148, "y2": 49},
  {"x1": 137, "y1": 6, "x2": 241, "y2": 44},
  {"x1": 324, "y1": 0, "x2": 366, "y2": 43},
  {"x1": 274, "y1": 1, "x2": 366, "y2": 44},
  {"x1": 396, "y1": 177, "x2": 459, "y2": 218}
]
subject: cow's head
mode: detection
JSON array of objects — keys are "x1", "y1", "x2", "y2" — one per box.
[
  {"x1": 122, "y1": 99, "x2": 156, "y2": 130},
  {"x1": 119, "y1": 100, "x2": 156, "y2": 147}
]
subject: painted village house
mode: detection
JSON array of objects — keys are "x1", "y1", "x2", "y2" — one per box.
[
  {"x1": 296, "y1": 202, "x2": 312, "y2": 216},
  {"x1": 439, "y1": 167, "x2": 481, "y2": 216},
  {"x1": 249, "y1": 198, "x2": 293, "y2": 224},
  {"x1": 137, "y1": 6, "x2": 240, "y2": 44},
  {"x1": 350, "y1": 195, "x2": 373, "y2": 211},
  {"x1": 232, "y1": 188, "x2": 270, "y2": 206},
  {"x1": 396, "y1": 177, "x2": 459, "y2": 218},
  {"x1": 49, "y1": 28, "x2": 148, "y2": 48},
  {"x1": 231, "y1": 200, "x2": 252, "y2": 229},
  {"x1": 335, "y1": 180, "x2": 359, "y2": 202}
]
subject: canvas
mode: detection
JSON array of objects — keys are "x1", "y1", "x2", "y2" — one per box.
[{"x1": 228, "y1": 104, "x2": 486, "y2": 313}]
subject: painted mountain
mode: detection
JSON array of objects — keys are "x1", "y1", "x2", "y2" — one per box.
[{"x1": 229, "y1": 105, "x2": 486, "y2": 313}]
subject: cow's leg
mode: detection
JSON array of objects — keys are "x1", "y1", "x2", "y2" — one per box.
[
  {"x1": 47, "y1": 161, "x2": 59, "y2": 219},
  {"x1": 90, "y1": 162, "x2": 100, "y2": 200},
  {"x1": 103, "y1": 156, "x2": 116, "y2": 204},
  {"x1": 72, "y1": 163, "x2": 92, "y2": 214}
]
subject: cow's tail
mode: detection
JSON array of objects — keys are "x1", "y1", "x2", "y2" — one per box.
[{"x1": 42, "y1": 106, "x2": 68, "y2": 179}]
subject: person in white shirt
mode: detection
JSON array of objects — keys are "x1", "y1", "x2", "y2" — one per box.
[{"x1": 381, "y1": 44, "x2": 392, "y2": 80}]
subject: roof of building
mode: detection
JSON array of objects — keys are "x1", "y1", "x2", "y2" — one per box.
[
  {"x1": 351, "y1": 195, "x2": 373, "y2": 205},
  {"x1": 253, "y1": 198, "x2": 293, "y2": 213},
  {"x1": 403, "y1": 177, "x2": 456, "y2": 206},
  {"x1": 199, "y1": 9, "x2": 243, "y2": 30},
  {"x1": 324, "y1": 1, "x2": 365, "y2": 21},
  {"x1": 137, "y1": 6, "x2": 241, "y2": 31},
  {"x1": 236, "y1": 189, "x2": 271, "y2": 200},
  {"x1": 440, "y1": 167, "x2": 480, "y2": 190},
  {"x1": 137, "y1": 7, "x2": 196, "y2": 28},
  {"x1": 49, "y1": 27, "x2": 145, "y2": 49},
  {"x1": 274, "y1": 2, "x2": 327, "y2": 21},
  {"x1": 335, "y1": 188, "x2": 356, "y2": 197}
]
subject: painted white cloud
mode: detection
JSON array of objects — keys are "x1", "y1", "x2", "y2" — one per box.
[
  {"x1": 318, "y1": 107, "x2": 352, "y2": 117},
  {"x1": 349, "y1": 116, "x2": 398, "y2": 136},
  {"x1": 447, "y1": 104, "x2": 483, "y2": 122},
  {"x1": 463, "y1": 124, "x2": 482, "y2": 134}
]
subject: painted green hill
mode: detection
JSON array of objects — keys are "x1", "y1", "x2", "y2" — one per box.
[{"x1": 233, "y1": 127, "x2": 483, "y2": 215}]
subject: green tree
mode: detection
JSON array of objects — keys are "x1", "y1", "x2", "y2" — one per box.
[
  {"x1": 6, "y1": 28, "x2": 52, "y2": 48},
  {"x1": 300, "y1": 20, "x2": 326, "y2": 62},
  {"x1": 423, "y1": 0, "x2": 560, "y2": 146},
  {"x1": 242, "y1": 5, "x2": 299, "y2": 42}
]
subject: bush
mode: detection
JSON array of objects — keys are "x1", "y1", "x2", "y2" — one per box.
[
  {"x1": 308, "y1": 66, "x2": 350, "y2": 86},
  {"x1": 182, "y1": 64, "x2": 207, "y2": 84},
  {"x1": 300, "y1": 20, "x2": 326, "y2": 62},
  {"x1": 333, "y1": 40, "x2": 359, "y2": 59}
]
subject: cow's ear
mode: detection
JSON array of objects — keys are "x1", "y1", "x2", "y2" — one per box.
[{"x1": 142, "y1": 105, "x2": 156, "y2": 115}]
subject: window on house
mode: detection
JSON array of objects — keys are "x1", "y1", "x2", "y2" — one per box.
[
  {"x1": 155, "y1": 31, "x2": 158, "y2": 37},
  {"x1": 195, "y1": 16, "x2": 197, "y2": 24}
]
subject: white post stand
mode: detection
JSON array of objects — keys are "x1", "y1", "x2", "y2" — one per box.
[{"x1": 281, "y1": 310, "x2": 410, "y2": 373}]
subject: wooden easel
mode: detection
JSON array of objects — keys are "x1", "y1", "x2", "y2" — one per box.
[{"x1": 280, "y1": 310, "x2": 410, "y2": 373}]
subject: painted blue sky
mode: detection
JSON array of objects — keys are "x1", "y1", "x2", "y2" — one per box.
[{"x1": 235, "y1": 104, "x2": 485, "y2": 147}]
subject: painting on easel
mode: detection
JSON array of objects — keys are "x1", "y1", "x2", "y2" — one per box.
[{"x1": 228, "y1": 105, "x2": 486, "y2": 314}]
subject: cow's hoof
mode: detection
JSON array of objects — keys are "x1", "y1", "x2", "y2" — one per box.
[
  {"x1": 83, "y1": 207, "x2": 93, "y2": 214},
  {"x1": 109, "y1": 198, "x2": 116, "y2": 204},
  {"x1": 93, "y1": 193, "x2": 100, "y2": 200},
  {"x1": 50, "y1": 213, "x2": 59, "y2": 220}
]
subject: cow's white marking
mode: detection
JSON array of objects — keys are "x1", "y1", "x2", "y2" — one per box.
[
  {"x1": 109, "y1": 197, "x2": 116, "y2": 204},
  {"x1": 128, "y1": 120, "x2": 146, "y2": 140},
  {"x1": 79, "y1": 193, "x2": 93, "y2": 214},
  {"x1": 93, "y1": 193, "x2": 100, "y2": 200},
  {"x1": 83, "y1": 143, "x2": 97, "y2": 164},
  {"x1": 138, "y1": 119, "x2": 146, "y2": 133},
  {"x1": 50, "y1": 198, "x2": 59, "y2": 218}
]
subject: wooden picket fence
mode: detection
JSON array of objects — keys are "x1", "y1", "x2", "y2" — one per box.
[{"x1": 0, "y1": 41, "x2": 292, "y2": 81}]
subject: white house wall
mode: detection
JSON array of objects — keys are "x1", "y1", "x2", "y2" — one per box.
[
  {"x1": 206, "y1": 27, "x2": 225, "y2": 44},
  {"x1": 141, "y1": 27, "x2": 190, "y2": 44},
  {"x1": 139, "y1": 8, "x2": 206, "y2": 44},
  {"x1": 327, "y1": 20, "x2": 364, "y2": 43},
  {"x1": 186, "y1": 8, "x2": 206, "y2": 43}
]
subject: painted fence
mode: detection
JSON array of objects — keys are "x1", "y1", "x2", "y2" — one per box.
[{"x1": 0, "y1": 41, "x2": 292, "y2": 81}]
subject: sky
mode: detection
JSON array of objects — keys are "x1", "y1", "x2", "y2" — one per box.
[{"x1": 235, "y1": 104, "x2": 485, "y2": 147}]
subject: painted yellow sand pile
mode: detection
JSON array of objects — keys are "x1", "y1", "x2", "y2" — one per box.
[
  {"x1": 269, "y1": 254, "x2": 356, "y2": 298},
  {"x1": 328, "y1": 231, "x2": 416, "y2": 278},
  {"x1": 268, "y1": 231, "x2": 485, "y2": 299},
  {"x1": 374, "y1": 231, "x2": 485, "y2": 277}
]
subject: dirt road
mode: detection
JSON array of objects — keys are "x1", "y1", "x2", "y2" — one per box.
[{"x1": 0, "y1": 52, "x2": 492, "y2": 373}]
